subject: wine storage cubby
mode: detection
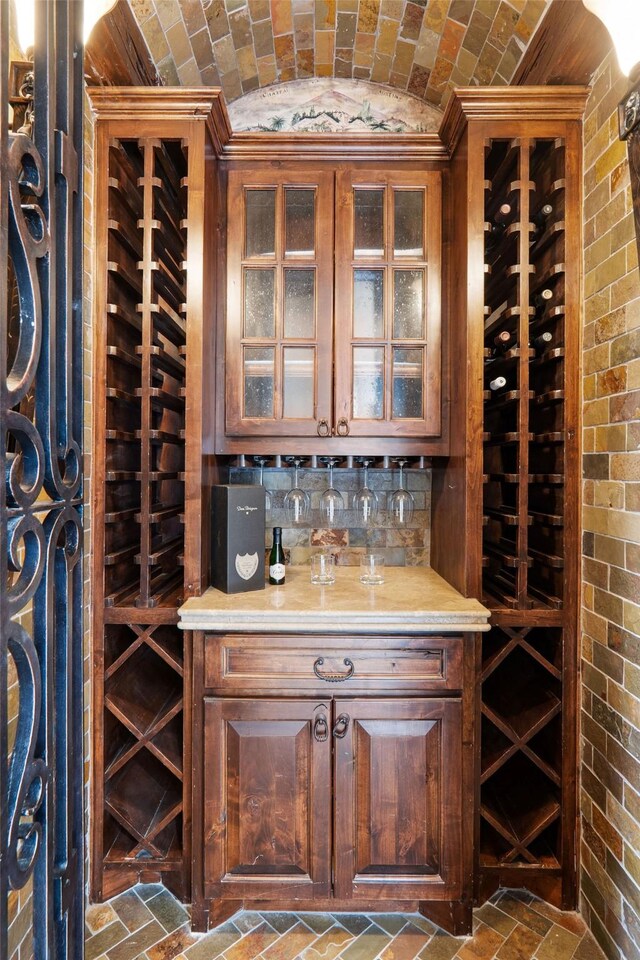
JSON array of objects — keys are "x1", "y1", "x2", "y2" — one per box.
[
  {"x1": 90, "y1": 89, "x2": 230, "y2": 900},
  {"x1": 482, "y1": 136, "x2": 569, "y2": 611},
  {"x1": 477, "y1": 121, "x2": 579, "y2": 903},
  {"x1": 97, "y1": 132, "x2": 188, "y2": 897},
  {"x1": 480, "y1": 625, "x2": 563, "y2": 868}
]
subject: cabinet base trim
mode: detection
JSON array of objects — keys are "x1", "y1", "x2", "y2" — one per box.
[{"x1": 196, "y1": 897, "x2": 472, "y2": 936}]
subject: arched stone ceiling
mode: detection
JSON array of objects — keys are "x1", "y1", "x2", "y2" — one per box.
[{"x1": 129, "y1": 0, "x2": 550, "y2": 113}]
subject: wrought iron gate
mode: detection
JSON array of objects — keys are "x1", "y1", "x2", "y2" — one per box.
[{"x1": 1, "y1": 1, "x2": 84, "y2": 957}]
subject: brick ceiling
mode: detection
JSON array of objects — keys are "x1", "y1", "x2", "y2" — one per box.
[{"x1": 129, "y1": 0, "x2": 550, "y2": 111}]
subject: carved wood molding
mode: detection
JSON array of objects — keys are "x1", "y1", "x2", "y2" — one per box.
[
  {"x1": 439, "y1": 86, "x2": 590, "y2": 155},
  {"x1": 221, "y1": 131, "x2": 448, "y2": 162},
  {"x1": 86, "y1": 87, "x2": 232, "y2": 154}
]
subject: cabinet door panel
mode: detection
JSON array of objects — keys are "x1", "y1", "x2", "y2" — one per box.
[
  {"x1": 226, "y1": 170, "x2": 334, "y2": 438},
  {"x1": 203, "y1": 698, "x2": 331, "y2": 900},
  {"x1": 334, "y1": 698, "x2": 462, "y2": 900},
  {"x1": 335, "y1": 171, "x2": 442, "y2": 437}
]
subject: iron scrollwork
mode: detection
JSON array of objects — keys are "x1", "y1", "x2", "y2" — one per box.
[{"x1": 2, "y1": 2, "x2": 84, "y2": 958}]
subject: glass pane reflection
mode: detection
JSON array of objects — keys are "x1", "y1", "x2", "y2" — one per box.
[
  {"x1": 353, "y1": 269, "x2": 384, "y2": 338},
  {"x1": 284, "y1": 269, "x2": 315, "y2": 338},
  {"x1": 394, "y1": 190, "x2": 424, "y2": 257},
  {"x1": 283, "y1": 347, "x2": 315, "y2": 419},
  {"x1": 353, "y1": 346, "x2": 384, "y2": 419},
  {"x1": 244, "y1": 268, "x2": 275, "y2": 338},
  {"x1": 244, "y1": 347, "x2": 275, "y2": 418},
  {"x1": 245, "y1": 189, "x2": 276, "y2": 257},
  {"x1": 285, "y1": 188, "x2": 315, "y2": 255},
  {"x1": 392, "y1": 347, "x2": 423, "y2": 419},
  {"x1": 393, "y1": 269, "x2": 424, "y2": 339},
  {"x1": 354, "y1": 189, "x2": 384, "y2": 257}
]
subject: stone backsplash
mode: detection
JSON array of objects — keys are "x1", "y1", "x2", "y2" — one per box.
[{"x1": 229, "y1": 464, "x2": 431, "y2": 567}]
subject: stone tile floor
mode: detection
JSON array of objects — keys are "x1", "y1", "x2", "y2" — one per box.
[{"x1": 86, "y1": 886, "x2": 606, "y2": 960}]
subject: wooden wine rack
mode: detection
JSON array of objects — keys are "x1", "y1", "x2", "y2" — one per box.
[
  {"x1": 436, "y1": 88, "x2": 587, "y2": 910},
  {"x1": 480, "y1": 131, "x2": 580, "y2": 899},
  {"x1": 89, "y1": 89, "x2": 231, "y2": 900}
]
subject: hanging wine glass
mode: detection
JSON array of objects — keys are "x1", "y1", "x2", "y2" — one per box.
[
  {"x1": 253, "y1": 456, "x2": 272, "y2": 515},
  {"x1": 389, "y1": 459, "x2": 414, "y2": 526},
  {"x1": 320, "y1": 457, "x2": 344, "y2": 527},
  {"x1": 283, "y1": 457, "x2": 310, "y2": 525},
  {"x1": 353, "y1": 458, "x2": 378, "y2": 526}
]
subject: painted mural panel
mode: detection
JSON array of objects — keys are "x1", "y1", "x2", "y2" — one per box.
[{"x1": 228, "y1": 78, "x2": 441, "y2": 133}]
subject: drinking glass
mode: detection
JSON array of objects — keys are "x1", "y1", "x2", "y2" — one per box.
[
  {"x1": 311, "y1": 552, "x2": 335, "y2": 584},
  {"x1": 320, "y1": 458, "x2": 344, "y2": 527},
  {"x1": 253, "y1": 456, "x2": 272, "y2": 515},
  {"x1": 353, "y1": 458, "x2": 378, "y2": 526},
  {"x1": 389, "y1": 459, "x2": 414, "y2": 526},
  {"x1": 360, "y1": 553, "x2": 385, "y2": 585},
  {"x1": 283, "y1": 457, "x2": 310, "y2": 525}
]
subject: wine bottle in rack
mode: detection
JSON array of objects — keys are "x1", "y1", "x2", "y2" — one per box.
[
  {"x1": 533, "y1": 287, "x2": 553, "y2": 315},
  {"x1": 486, "y1": 202, "x2": 513, "y2": 240},
  {"x1": 489, "y1": 330, "x2": 514, "y2": 356},
  {"x1": 493, "y1": 202, "x2": 512, "y2": 224},
  {"x1": 489, "y1": 376, "x2": 507, "y2": 392},
  {"x1": 532, "y1": 203, "x2": 553, "y2": 230},
  {"x1": 533, "y1": 331, "x2": 553, "y2": 353}
]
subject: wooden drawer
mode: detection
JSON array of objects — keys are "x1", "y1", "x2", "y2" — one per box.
[{"x1": 203, "y1": 634, "x2": 464, "y2": 693}]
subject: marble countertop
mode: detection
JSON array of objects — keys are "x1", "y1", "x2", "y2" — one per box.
[{"x1": 178, "y1": 566, "x2": 490, "y2": 633}]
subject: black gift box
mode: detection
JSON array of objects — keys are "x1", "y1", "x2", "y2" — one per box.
[{"x1": 211, "y1": 485, "x2": 266, "y2": 594}]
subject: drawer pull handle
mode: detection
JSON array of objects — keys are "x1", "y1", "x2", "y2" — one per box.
[
  {"x1": 313, "y1": 715, "x2": 328, "y2": 742},
  {"x1": 333, "y1": 713, "x2": 350, "y2": 738},
  {"x1": 313, "y1": 657, "x2": 354, "y2": 682},
  {"x1": 317, "y1": 418, "x2": 330, "y2": 437},
  {"x1": 336, "y1": 417, "x2": 350, "y2": 436}
]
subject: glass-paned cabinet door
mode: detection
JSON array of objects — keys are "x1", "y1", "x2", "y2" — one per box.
[
  {"x1": 334, "y1": 171, "x2": 442, "y2": 437},
  {"x1": 226, "y1": 169, "x2": 334, "y2": 437}
]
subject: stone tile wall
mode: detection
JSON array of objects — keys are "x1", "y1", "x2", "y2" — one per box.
[
  {"x1": 581, "y1": 48, "x2": 640, "y2": 960},
  {"x1": 229, "y1": 463, "x2": 431, "y2": 566},
  {"x1": 129, "y1": 0, "x2": 549, "y2": 110}
]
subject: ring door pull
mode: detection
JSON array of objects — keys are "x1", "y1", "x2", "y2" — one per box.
[
  {"x1": 333, "y1": 714, "x2": 350, "y2": 739},
  {"x1": 336, "y1": 417, "x2": 350, "y2": 436},
  {"x1": 313, "y1": 657, "x2": 355, "y2": 682},
  {"x1": 313, "y1": 714, "x2": 329, "y2": 742},
  {"x1": 317, "y1": 418, "x2": 330, "y2": 437}
]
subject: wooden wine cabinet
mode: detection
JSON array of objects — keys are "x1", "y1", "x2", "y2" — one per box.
[
  {"x1": 88, "y1": 88, "x2": 231, "y2": 900},
  {"x1": 436, "y1": 87, "x2": 588, "y2": 909},
  {"x1": 88, "y1": 84, "x2": 589, "y2": 917}
]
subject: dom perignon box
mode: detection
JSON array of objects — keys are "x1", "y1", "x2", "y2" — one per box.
[{"x1": 211, "y1": 485, "x2": 265, "y2": 594}]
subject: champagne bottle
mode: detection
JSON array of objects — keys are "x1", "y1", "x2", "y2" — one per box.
[
  {"x1": 269, "y1": 526, "x2": 285, "y2": 585},
  {"x1": 490, "y1": 330, "x2": 514, "y2": 356},
  {"x1": 489, "y1": 376, "x2": 507, "y2": 391},
  {"x1": 533, "y1": 331, "x2": 553, "y2": 352}
]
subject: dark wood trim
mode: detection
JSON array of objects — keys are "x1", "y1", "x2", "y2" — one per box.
[
  {"x1": 439, "y1": 87, "x2": 589, "y2": 156},
  {"x1": 221, "y1": 131, "x2": 448, "y2": 163},
  {"x1": 86, "y1": 87, "x2": 232, "y2": 155}
]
